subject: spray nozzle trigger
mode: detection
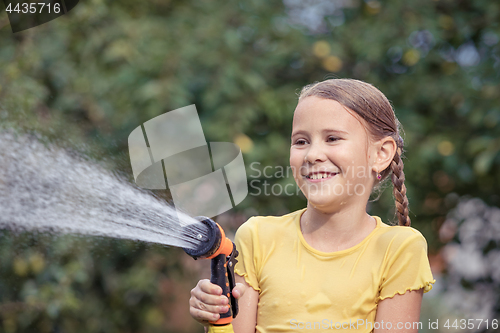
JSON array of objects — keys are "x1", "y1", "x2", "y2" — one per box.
[{"x1": 226, "y1": 246, "x2": 239, "y2": 318}]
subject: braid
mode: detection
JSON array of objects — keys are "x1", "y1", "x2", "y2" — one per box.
[{"x1": 390, "y1": 147, "x2": 410, "y2": 226}]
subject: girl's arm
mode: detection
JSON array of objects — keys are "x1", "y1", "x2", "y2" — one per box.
[
  {"x1": 374, "y1": 288, "x2": 423, "y2": 333},
  {"x1": 232, "y1": 274, "x2": 259, "y2": 333}
]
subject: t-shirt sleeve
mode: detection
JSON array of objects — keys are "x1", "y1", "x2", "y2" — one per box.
[
  {"x1": 378, "y1": 231, "x2": 435, "y2": 301},
  {"x1": 234, "y1": 218, "x2": 261, "y2": 292}
]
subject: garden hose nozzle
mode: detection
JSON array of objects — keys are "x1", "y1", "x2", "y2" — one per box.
[{"x1": 183, "y1": 217, "x2": 239, "y2": 328}]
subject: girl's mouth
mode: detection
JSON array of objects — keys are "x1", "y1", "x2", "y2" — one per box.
[{"x1": 304, "y1": 172, "x2": 338, "y2": 181}]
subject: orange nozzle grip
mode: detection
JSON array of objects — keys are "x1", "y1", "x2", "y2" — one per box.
[
  {"x1": 209, "y1": 315, "x2": 233, "y2": 325},
  {"x1": 206, "y1": 223, "x2": 233, "y2": 259}
]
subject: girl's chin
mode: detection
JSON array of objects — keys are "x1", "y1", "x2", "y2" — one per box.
[
  {"x1": 306, "y1": 196, "x2": 345, "y2": 209},
  {"x1": 306, "y1": 201, "x2": 348, "y2": 215},
  {"x1": 301, "y1": 186, "x2": 344, "y2": 201}
]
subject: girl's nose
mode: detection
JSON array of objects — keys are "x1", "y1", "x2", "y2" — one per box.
[{"x1": 304, "y1": 144, "x2": 327, "y2": 164}]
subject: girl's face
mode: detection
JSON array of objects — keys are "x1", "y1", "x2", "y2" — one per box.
[{"x1": 290, "y1": 96, "x2": 377, "y2": 212}]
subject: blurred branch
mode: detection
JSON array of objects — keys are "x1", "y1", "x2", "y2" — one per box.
[
  {"x1": 0, "y1": 301, "x2": 44, "y2": 314},
  {"x1": 0, "y1": 16, "x2": 9, "y2": 31}
]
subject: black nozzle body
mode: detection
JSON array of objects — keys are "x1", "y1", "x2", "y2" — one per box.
[
  {"x1": 183, "y1": 217, "x2": 222, "y2": 259},
  {"x1": 182, "y1": 217, "x2": 239, "y2": 324}
]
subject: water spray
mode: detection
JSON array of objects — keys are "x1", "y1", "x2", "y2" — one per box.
[
  {"x1": 0, "y1": 131, "x2": 242, "y2": 332},
  {"x1": 183, "y1": 217, "x2": 239, "y2": 333}
]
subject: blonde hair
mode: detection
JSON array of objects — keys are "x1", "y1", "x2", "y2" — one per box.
[{"x1": 299, "y1": 79, "x2": 410, "y2": 226}]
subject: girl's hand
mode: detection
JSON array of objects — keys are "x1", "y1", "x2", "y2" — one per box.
[{"x1": 189, "y1": 279, "x2": 247, "y2": 326}]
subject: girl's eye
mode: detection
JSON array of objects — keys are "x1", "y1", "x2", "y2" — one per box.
[
  {"x1": 295, "y1": 139, "x2": 307, "y2": 145},
  {"x1": 327, "y1": 136, "x2": 339, "y2": 142}
]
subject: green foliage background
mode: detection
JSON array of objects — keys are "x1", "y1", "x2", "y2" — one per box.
[{"x1": 0, "y1": 0, "x2": 499, "y2": 332}]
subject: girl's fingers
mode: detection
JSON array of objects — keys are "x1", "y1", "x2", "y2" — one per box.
[
  {"x1": 189, "y1": 306, "x2": 221, "y2": 323},
  {"x1": 189, "y1": 279, "x2": 231, "y2": 324},
  {"x1": 190, "y1": 294, "x2": 230, "y2": 313},
  {"x1": 231, "y1": 282, "x2": 248, "y2": 299},
  {"x1": 191, "y1": 284, "x2": 228, "y2": 306},
  {"x1": 198, "y1": 279, "x2": 223, "y2": 295}
]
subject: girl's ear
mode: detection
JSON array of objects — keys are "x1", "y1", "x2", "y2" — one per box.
[{"x1": 371, "y1": 137, "x2": 397, "y2": 173}]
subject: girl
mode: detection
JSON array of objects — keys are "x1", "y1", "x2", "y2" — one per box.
[{"x1": 189, "y1": 79, "x2": 435, "y2": 333}]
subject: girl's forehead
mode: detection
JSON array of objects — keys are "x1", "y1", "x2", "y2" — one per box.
[{"x1": 292, "y1": 96, "x2": 364, "y2": 131}]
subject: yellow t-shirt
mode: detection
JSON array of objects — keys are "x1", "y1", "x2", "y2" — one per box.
[{"x1": 234, "y1": 208, "x2": 435, "y2": 333}]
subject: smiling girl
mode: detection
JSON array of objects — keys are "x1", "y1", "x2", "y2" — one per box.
[{"x1": 189, "y1": 79, "x2": 435, "y2": 333}]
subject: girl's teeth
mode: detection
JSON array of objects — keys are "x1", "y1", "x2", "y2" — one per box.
[{"x1": 310, "y1": 173, "x2": 331, "y2": 179}]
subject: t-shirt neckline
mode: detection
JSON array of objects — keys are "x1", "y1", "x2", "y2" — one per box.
[{"x1": 294, "y1": 208, "x2": 382, "y2": 257}]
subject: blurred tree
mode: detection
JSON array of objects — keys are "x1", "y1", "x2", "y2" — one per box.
[{"x1": 438, "y1": 196, "x2": 500, "y2": 331}]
